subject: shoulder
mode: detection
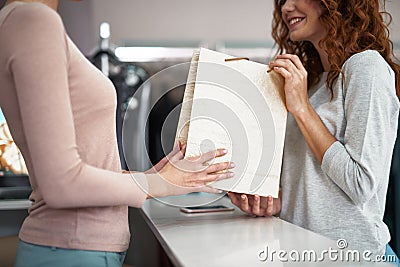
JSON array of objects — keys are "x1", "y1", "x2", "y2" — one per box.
[
  {"x1": 0, "y1": 3, "x2": 68, "y2": 67},
  {"x1": 3, "y1": 2, "x2": 63, "y2": 32},
  {"x1": 1, "y1": 2, "x2": 66, "y2": 47},
  {"x1": 342, "y1": 50, "x2": 393, "y2": 77},
  {"x1": 8, "y1": 2, "x2": 61, "y2": 21},
  {"x1": 340, "y1": 50, "x2": 398, "y2": 105}
]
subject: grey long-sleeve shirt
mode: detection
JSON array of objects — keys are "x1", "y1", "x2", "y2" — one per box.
[{"x1": 280, "y1": 50, "x2": 400, "y2": 256}]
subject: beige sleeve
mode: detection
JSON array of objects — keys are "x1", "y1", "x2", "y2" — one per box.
[{"x1": 4, "y1": 4, "x2": 148, "y2": 208}]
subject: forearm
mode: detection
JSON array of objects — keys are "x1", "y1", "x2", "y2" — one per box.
[
  {"x1": 291, "y1": 104, "x2": 337, "y2": 164},
  {"x1": 41, "y1": 165, "x2": 148, "y2": 209}
]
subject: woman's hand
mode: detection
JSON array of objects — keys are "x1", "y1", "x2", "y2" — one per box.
[
  {"x1": 269, "y1": 54, "x2": 337, "y2": 164},
  {"x1": 228, "y1": 192, "x2": 281, "y2": 217},
  {"x1": 146, "y1": 142, "x2": 235, "y2": 197},
  {"x1": 144, "y1": 142, "x2": 183, "y2": 174},
  {"x1": 269, "y1": 54, "x2": 310, "y2": 116}
]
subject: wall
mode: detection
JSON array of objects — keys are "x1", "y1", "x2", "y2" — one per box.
[
  {"x1": 1, "y1": 0, "x2": 399, "y2": 53},
  {"x1": 58, "y1": 0, "x2": 93, "y2": 55},
  {"x1": 0, "y1": 0, "x2": 400, "y2": 54},
  {"x1": 386, "y1": 0, "x2": 400, "y2": 45},
  {"x1": 89, "y1": 0, "x2": 273, "y2": 48},
  {"x1": 57, "y1": 0, "x2": 400, "y2": 55}
]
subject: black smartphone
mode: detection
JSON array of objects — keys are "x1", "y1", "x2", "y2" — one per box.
[{"x1": 180, "y1": 205, "x2": 234, "y2": 214}]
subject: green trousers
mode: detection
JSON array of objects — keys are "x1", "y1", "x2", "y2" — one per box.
[{"x1": 14, "y1": 240, "x2": 126, "y2": 267}]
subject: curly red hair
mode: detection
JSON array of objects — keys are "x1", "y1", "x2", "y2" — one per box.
[{"x1": 272, "y1": 0, "x2": 400, "y2": 98}]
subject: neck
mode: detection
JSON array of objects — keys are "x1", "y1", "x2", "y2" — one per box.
[
  {"x1": 312, "y1": 41, "x2": 329, "y2": 72},
  {"x1": 5, "y1": 0, "x2": 59, "y2": 10},
  {"x1": 317, "y1": 48, "x2": 329, "y2": 72}
]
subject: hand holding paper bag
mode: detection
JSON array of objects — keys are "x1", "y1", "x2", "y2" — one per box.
[
  {"x1": 133, "y1": 141, "x2": 235, "y2": 198},
  {"x1": 175, "y1": 48, "x2": 287, "y2": 198}
]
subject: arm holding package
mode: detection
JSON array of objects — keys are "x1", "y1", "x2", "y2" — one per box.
[
  {"x1": 4, "y1": 4, "x2": 149, "y2": 209},
  {"x1": 321, "y1": 51, "x2": 400, "y2": 206}
]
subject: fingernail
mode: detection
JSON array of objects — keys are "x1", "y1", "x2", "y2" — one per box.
[
  {"x1": 222, "y1": 149, "x2": 228, "y2": 154},
  {"x1": 230, "y1": 162, "x2": 235, "y2": 168},
  {"x1": 217, "y1": 190, "x2": 223, "y2": 194},
  {"x1": 241, "y1": 195, "x2": 246, "y2": 200}
]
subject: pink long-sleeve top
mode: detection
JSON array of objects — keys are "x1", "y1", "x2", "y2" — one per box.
[{"x1": 0, "y1": 2, "x2": 148, "y2": 252}]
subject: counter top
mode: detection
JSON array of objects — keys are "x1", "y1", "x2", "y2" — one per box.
[
  {"x1": 0, "y1": 199, "x2": 31, "y2": 210},
  {"x1": 0, "y1": 200, "x2": 29, "y2": 237},
  {"x1": 140, "y1": 193, "x2": 392, "y2": 267}
]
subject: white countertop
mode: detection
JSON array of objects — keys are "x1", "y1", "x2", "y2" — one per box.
[
  {"x1": 0, "y1": 199, "x2": 31, "y2": 210},
  {"x1": 141, "y1": 193, "x2": 392, "y2": 267}
]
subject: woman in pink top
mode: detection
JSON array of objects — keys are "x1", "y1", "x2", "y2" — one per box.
[{"x1": 0, "y1": 0, "x2": 234, "y2": 266}]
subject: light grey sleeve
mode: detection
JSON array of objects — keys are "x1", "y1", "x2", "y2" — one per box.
[{"x1": 321, "y1": 51, "x2": 400, "y2": 206}]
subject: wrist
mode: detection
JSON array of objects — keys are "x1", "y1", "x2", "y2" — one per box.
[
  {"x1": 146, "y1": 173, "x2": 170, "y2": 198},
  {"x1": 291, "y1": 103, "x2": 314, "y2": 124}
]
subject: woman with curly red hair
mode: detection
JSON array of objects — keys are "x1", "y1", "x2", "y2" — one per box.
[{"x1": 229, "y1": 0, "x2": 400, "y2": 262}]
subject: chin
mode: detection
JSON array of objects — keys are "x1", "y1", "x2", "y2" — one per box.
[
  {"x1": 289, "y1": 35, "x2": 301, "y2": 42},
  {"x1": 289, "y1": 32, "x2": 310, "y2": 43}
]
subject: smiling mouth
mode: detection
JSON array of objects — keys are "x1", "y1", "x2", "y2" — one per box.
[{"x1": 288, "y1": 17, "x2": 305, "y2": 26}]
